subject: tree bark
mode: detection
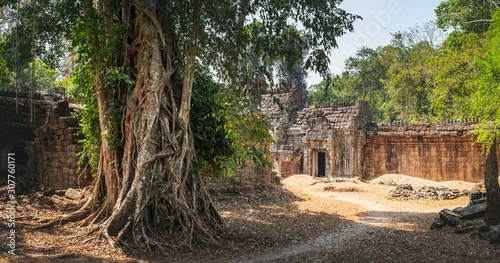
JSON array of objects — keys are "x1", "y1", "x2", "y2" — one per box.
[
  {"x1": 59, "y1": 0, "x2": 222, "y2": 249},
  {"x1": 485, "y1": 138, "x2": 500, "y2": 226}
]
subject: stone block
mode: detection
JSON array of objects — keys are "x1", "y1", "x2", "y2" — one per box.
[{"x1": 65, "y1": 188, "x2": 83, "y2": 200}]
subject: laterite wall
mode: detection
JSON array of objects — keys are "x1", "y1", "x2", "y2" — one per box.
[{"x1": 364, "y1": 122, "x2": 499, "y2": 182}]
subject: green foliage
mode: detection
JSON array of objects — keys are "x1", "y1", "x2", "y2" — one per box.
[
  {"x1": 0, "y1": 0, "x2": 73, "y2": 71},
  {"x1": 191, "y1": 69, "x2": 274, "y2": 178},
  {"x1": 190, "y1": 71, "x2": 235, "y2": 177},
  {"x1": 435, "y1": 0, "x2": 499, "y2": 34},
  {"x1": 0, "y1": 59, "x2": 59, "y2": 93},
  {"x1": 471, "y1": 10, "x2": 500, "y2": 148},
  {"x1": 71, "y1": 61, "x2": 100, "y2": 173},
  {"x1": 384, "y1": 40, "x2": 435, "y2": 122},
  {"x1": 66, "y1": 5, "x2": 127, "y2": 173},
  {"x1": 103, "y1": 66, "x2": 134, "y2": 88},
  {"x1": 426, "y1": 33, "x2": 488, "y2": 120}
]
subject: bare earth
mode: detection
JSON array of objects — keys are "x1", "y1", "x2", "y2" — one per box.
[{"x1": 1, "y1": 174, "x2": 499, "y2": 262}]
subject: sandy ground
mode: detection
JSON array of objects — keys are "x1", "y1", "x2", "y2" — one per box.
[{"x1": 1, "y1": 174, "x2": 499, "y2": 262}]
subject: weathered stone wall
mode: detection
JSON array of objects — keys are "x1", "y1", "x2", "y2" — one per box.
[
  {"x1": 364, "y1": 121, "x2": 497, "y2": 182},
  {"x1": 0, "y1": 95, "x2": 53, "y2": 177},
  {"x1": 205, "y1": 162, "x2": 279, "y2": 193},
  {"x1": 26, "y1": 101, "x2": 92, "y2": 189},
  {"x1": 333, "y1": 130, "x2": 366, "y2": 177},
  {"x1": 273, "y1": 151, "x2": 302, "y2": 176}
]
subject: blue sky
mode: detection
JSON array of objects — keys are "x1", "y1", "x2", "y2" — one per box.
[{"x1": 306, "y1": 0, "x2": 443, "y2": 86}]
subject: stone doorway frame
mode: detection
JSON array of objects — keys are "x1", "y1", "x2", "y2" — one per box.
[{"x1": 310, "y1": 149, "x2": 329, "y2": 177}]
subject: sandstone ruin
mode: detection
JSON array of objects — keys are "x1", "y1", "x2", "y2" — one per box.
[
  {"x1": 1, "y1": 84, "x2": 496, "y2": 191},
  {"x1": 262, "y1": 82, "x2": 497, "y2": 183}
]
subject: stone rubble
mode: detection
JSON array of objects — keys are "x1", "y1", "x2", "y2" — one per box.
[
  {"x1": 26, "y1": 101, "x2": 92, "y2": 190},
  {"x1": 387, "y1": 183, "x2": 468, "y2": 200}
]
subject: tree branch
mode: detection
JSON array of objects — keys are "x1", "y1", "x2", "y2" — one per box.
[{"x1": 463, "y1": 19, "x2": 493, "y2": 24}]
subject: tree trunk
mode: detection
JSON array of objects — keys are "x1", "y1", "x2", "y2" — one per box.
[
  {"x1": 59, "y1": 0, "x2": 222, "y2": 249},
  {"x1": 485, "y1": 138, "x2": 500, "y2": 226}
]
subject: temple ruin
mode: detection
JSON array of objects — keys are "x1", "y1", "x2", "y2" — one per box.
[
  {"x1": 1, "y1": 84, "x2": 496, "y2": 191},
  {"x1": 262, "y1": 82, "x2": 497, "y2": 183}
]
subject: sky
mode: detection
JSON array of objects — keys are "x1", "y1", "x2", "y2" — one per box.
[{"x1": 306, "y1": 0, "x2": 443, "y2": 86}]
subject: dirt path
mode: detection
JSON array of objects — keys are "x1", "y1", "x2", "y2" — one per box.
[
  {"x1": 3, "y1": 174, "x2": 499, "y2": 262},
  {"x1": 231, "y1": 174, "x2": 478, "y2": 263}
]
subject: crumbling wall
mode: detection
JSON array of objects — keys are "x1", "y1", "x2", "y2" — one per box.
[
  {"x1": 0, "y1": 95, "x2": 52, "y2": 177},
  {"x1": 205, "y1": 162, "x2": 279, "y2": 193},
  {"x1": 364, "y1": 121, "x2": 496, "y2": 182},
  {"x1": 273, "y1": 150, "x2": 302, "y2": 176},
  {"x1": 26, "y1": 101, "x2": 92, "y2": 189}
]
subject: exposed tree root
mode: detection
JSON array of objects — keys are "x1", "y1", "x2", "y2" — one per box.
[{"x1": 46, "y1": 1, "x2": 224, "y2": 252}]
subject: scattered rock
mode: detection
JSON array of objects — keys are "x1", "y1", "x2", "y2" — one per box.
[
  {"x1": 454, "y1": 226, "x2": 476, "y2": 234},
  {"x1": 479, "y1": 223, "x2": 491, "y2": 233},
  {"x1": 388, "y1": 184, "x2": 465, "y2": 201},
  {"x1": 324, "y1": 184, "x2": 335, "y2": 191},
  {"x1": 334, "y1": 177, "x2": 345, "y2": 183},
  {"x1": 65, "y1": 188, "x2": 83, "y2": 200},
  {"x1": 490, "y1": 225, "x2": 500, "y2": 244},
  {"x1": 353, "y1": 177, "x2": 366, "y2": 183},
  {"x1": 430, "y1": 216, "x2": 444, "y2": 230},
  {"x1": 323, "y1": 185, "x2": 360, "y2": 192},
  {"x1": 439, "y1": 209, "x2": 463, "y2": 226},
  {"x1": 459, "y1": 202, "x2": 486, "y2": 220}
]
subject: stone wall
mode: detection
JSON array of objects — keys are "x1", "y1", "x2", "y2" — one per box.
[
  {"x1": 0, "y1": 95, "x2": 53, "y2": 177},
  {"x1": 364, "y1": 121, "x2": 498, "y2": 182},
  {"x1": 273, "y1": 150, "x2": 302, "y2": 176},
  {"x1": 205, "y1": 162, "x2": 279, "y2": 193},
  {"x1": 26, "y1": 101, "x2": 92, "y2": 189}
]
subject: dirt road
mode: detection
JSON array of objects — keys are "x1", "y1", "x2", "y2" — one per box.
[{"x1": 226, "y1": 174, "x2": 497, "y2": 263}]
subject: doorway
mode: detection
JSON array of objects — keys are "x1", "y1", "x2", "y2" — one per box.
[{"x1": 318, "y1": 152, "x2": 326, "y2": 177}]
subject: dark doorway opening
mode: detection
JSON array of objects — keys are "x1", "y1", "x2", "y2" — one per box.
[{"x1": 318, "y1": 152, "x2": 326, "y2": 177}]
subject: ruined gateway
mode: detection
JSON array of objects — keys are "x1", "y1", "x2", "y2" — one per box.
[{"x1": 261, "y1": 82, "x2": 490, "y2": 183}]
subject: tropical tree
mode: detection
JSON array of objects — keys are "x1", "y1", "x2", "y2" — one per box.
[
  {"x1": 1, "y1": 0, "x2": 360, "y2": 249},
  {"x1": 435, "y1": 2, "x2": 500, "y2": 226},
  {"x1": 435, "y1": 0, "x2": 499, "y2": 34}
]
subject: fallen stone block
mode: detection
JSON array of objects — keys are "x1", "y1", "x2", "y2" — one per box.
[
  {"x1": 430, "y1": 216, "x2": 444, "y2": 230},
  {"x1": 454, "y1": 226, "x2": 476, "y2": 234},
  {"x1": 452, "y1": 207, "x2": 464, "y2": 214},
  {"x1": 490, "y1": 225, "x2": 500, "y2": 244},
  {"x1": 65, "y1": 188, "x2": 83, "y2": 200},
  {"x1": 460, "y1": 202, "x2": 486, "y2": 220},
  {"x1": 479, "y1": 223, "x2": 491, "y2": 233},
  {"x1": 469, "y1": 191, "x2": 482, "y2": 200},
  {"x1": 439, "y1": 209, "x2": 463, "y2": 226},
  {"x1": 470, "y1": 197, "x2": 487, "y2": 205}
]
